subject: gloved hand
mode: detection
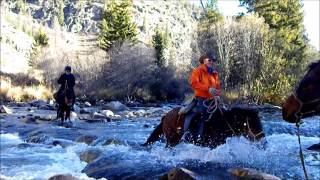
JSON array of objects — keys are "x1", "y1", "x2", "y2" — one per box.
[{"x1": 209, "y1": 87, "x2": 219, "y2": 96}]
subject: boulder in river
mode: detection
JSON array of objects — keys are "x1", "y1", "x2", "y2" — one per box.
[
  {"x1": 21, "y1": 116, "x2": 37, "y2": 124},
  {"x1": 103, "y1": 101, "x2": 129, "y2": 112},
  {"x1": 92, "y1": 112, "x2": 106, "y2": 119},
  {"x1": 160, "y1": 167, "x2": 196, "y2": 180},
  {"x1": 79, "y1": 149, "x2": 102, "y2": 163},
  {"x1": 102, "y1": 138, "x2": 125, "y2": 146},
  {"x1": 84, "y1": 102, "x2": 92, "y2": 107},
  {"x1": 307, "y1": 143, "x2": 320, "y2": 151},
  {"x1": 29, "y1": 99, "x2": 47, "y2": 107},
  {"x1": 26, "y1": 133, "x2": 48, "y2": 144},
  {"x1": 76, "y1": 135, "x2": 98, "y2": 145},
  {"x1": 228, "y1": 168, "x2": 281, "y2": 180},
  {"x1": 48, "y1": 174, "x2": 79, "y2": 180},
  {"x1": 0, "y1": 105, "x2": 13, "y2": 114},
  {"x1": 100, "y1": 109, "x2": 114, "y2": 117}
]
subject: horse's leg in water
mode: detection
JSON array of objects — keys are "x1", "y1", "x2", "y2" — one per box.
[
  {"x1": 59, "y1": 104, "x2": 65, "y2": 125},
  {"x1": 142, "y1": 121, "x2": 163, "y2": 146},
  {"x1": 65, "y1": 105, "x2": 71, "y2": 122}
]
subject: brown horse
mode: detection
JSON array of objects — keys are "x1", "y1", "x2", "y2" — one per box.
[
  {"x1": 282, "y1": 60, "x2": 320, "y2": 151},
  {"x1": 143, "y1": 105, "x2": 265, "y2": 148},
  {"x1": 282, "y1": 60, "x2": 320, "y2": 123}
]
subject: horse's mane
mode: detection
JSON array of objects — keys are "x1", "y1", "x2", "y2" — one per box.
[{"x1": 308, "y1": 60, "x2": 320, "y2": 72}]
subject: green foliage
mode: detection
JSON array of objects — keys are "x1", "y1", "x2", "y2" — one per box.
[
  {"x1": 14, "y1": 0, "x2": 25, "y2": 13},
  {"x1": 238, "y1": 0, "x2": 309, "y2": 104},
  {"x1": 152, "y1": 28, "x2": 168, "y2": 68},
  {"x1": 57, "y1": 1, "x2": 65, "y2": 26},
  {"x1": 34, "y1": 28, "x2": 49, "y2": 46},
  {"x1": 240, "y1": 0, "x2": 307, "y2": 76},
  {"x1": 98, "y1": 0, "x2": 138, "y2": 50},
  {"x1": 200, "y1": 0, "x2": 223, "y2": 23}
]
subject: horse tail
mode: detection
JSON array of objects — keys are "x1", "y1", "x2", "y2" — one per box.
[{"x1": 141, "y1": 117, "x2": 164, "y2": 146}]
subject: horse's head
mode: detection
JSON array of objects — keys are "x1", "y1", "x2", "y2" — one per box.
[
  {"x1": 229, "y1": 107, "x2": 265, "y2": 141},
  {"x1": 282, "y1": 60, "x2": 320, "y2": 123}
]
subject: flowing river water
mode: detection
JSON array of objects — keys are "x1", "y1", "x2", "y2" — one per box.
[{"x1": 0, "y1": 103, "x2": 319, "y2": 180}]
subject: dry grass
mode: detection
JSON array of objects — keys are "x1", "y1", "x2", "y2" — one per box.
[{"x1": 0, "y1": 77, "x2": 52, "y2": 102}]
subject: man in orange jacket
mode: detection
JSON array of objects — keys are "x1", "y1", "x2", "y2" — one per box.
[{"x1": 183, "y1": 53, "x2": 221, "y2": 142}]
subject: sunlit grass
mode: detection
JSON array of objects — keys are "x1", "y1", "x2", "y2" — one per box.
[{"x1": 0, "y1": 79, "x2": 52, "y2": 102}]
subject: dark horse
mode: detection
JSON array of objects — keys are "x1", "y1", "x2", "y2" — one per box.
[
  {"x1": 282, "y1": 60, "x2": 320, "y2": 151},
  {"x1": 55, "y1": 87, "x2": 74, "y2": 125},
  {"x1": 143, "y1": 104, "x2": 265, "y2": 148},
  {"x1": 282, "y1": 60, "x2": 320, "y2": 123}
]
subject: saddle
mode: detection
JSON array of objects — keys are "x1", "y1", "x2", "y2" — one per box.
[{"x1": 178, "y1": 98, "x2": 197, "y2": 115}]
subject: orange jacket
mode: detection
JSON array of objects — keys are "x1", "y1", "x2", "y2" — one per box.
[{"x1": 189, "y1": 64, "x2": 221, "y2": 99}]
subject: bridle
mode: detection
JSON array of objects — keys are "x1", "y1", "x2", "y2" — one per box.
[
  {"x1": 245, "y1": 118, "x2": 264, "y2": 141},
  {"x1": 292, "y1": 91, "x2": 320, "y2": 120}
]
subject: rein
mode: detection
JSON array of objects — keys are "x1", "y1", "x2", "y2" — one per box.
[
  {"x1": 245, "y1": 119, "x2": 264, "y2": 141},
  {"x1": 203, "y1": 97, "x2": 237, "y2": 135},
  {"x1": 292, "y1": 92, "x2": 311, "y2": 180}
]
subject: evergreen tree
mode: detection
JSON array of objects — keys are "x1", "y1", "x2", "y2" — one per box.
[
  {"x1": 152, "y1": 28, "x2": 168, "y2": 68},
  {"x1": 200, "y1": 0, "x2": 223, "y2": 23},
  {"x1": 98, "y1": 0, "x2": 137, "y2": 50},
  {"x1": 240, "y1": 0, "x2": 307, "y2": 81}
]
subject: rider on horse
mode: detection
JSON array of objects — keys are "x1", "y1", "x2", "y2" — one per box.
[
  {"x1": 57, "y1": 66, "x2": 76, "y2": 107},
  {"x1": 183, "y1": 52, "x2": 221, "y2": 141}
]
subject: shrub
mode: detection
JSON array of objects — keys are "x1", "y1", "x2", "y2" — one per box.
[{"x1": 34, "y1": 28, "x2": 49, "y2": 46}]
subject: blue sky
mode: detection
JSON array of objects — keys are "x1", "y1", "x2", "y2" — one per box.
[{"x1": 190, "y1": 0, "x2": 320, "y2": 51}]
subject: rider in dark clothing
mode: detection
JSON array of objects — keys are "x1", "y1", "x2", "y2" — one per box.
[{"x1": 57, "y1": 66, "x2": 76, "y2": 105}]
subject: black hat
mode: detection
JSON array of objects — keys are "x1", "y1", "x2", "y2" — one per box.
[{"x1": 65, "y1": 66, "x2": 71, "y2": 71}]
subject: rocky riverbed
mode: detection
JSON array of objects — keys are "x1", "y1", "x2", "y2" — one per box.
[{"x1": 0, "y1": 100, "x2": 319, "y2": 180}]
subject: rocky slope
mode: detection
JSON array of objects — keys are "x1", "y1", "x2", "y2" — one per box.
[{"x1": 2, "y1": 0, "x2": 200, "y2": 71}]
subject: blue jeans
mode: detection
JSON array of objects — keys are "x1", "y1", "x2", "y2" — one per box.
[{"x1": 183, "y1": 97, "x2": 209, "y2": 140}]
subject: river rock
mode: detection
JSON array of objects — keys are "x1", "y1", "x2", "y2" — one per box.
[
  {"x1": 21, "y1": 116, "x2": 37, "y2": 124},
  {"x1": 51, "y1": 140, "x2": 75, "y2": 148},
  {"x1": 160, "y1": 167, "x2": 196, "y2": 180},
  {"x1": 92, "y1": 112, "x2": 106, "y2": 119},
  {"x1": 133, "y1": 109, "x2": 146, "y2": 117},
  {"x1": 48, "y1": 174, "x2": 79, "y2": 180},
  {"x1": 0, "y1": 105, "x2": 13, "y2": 114},
  {"x1": 228, "y1": 168, "x2": 281, "y2": 180},
  {"x1": 79, "y1": 149, "x2": 102, "y2": 163},
  {"x1": 307, "y1": 143, "x2": 320, "y2": 151},
  {"x1": 84, "y1": 102, "x2": 92, "y2": 107},
  {"x1": 39, "y1": 115, "x2": 54, "y2": 121},
  {"x1": 103, "y1": 101, "x2": 129, "y2": 112},
  {"x1": 76, "y1": 135, "x2": 98, "y2": 145},
  {"x1": 73, "y1": 104, "x2": 81, "y2": 113},
  {"x1": 26, "y1": 133, "x2": 48, "y2": 144},
  {"x1": 80, "y1": 107, "x2": 96, "y2": 114},
  {"x1": 100, "y1": 110, "x2": 114, "y2": 117},
  {"x1": 29, "y1": 99, "x2": 47, "y2": 107},
  {"x1": 17, "y1": 143, "x2": 33, "y2": 149},
  {"x1": 102, "y1": 138, "x2": 125, "y2": 146},
  {"x1": 121, "y1": 111, "x2": 136, "y2": 118}
]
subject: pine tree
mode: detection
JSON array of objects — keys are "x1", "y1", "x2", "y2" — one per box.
[
  {"x1": 152, "y1": 28, "x2": 168, "y2": 68},
  {"x1": 240, "y1": 0, "x2": 307, "y2": 81},
  {"x1": 200, "y1": 0, "x2": 223, "y2": 23},
  {"x1": 98, "y1": 0, "x2": 138, "y2": 50}
]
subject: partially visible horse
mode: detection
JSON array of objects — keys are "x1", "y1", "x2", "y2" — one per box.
[
  {"x1": 282, "y1": 60, "x2": 320, "y2": 123},
  {"x1": 54, "y1": 86, "x2": 74, "y2": 125},
  {"x1": 282, "y1": 60, "x2": 320, "y2": 151},
  {"x1": 143, "y1": 104, "x2": 265, "y2": 148}
]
